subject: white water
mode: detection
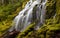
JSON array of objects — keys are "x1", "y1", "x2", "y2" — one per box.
[{"x1": 9, "y1": 0, "x2": 47, "y2": 32}]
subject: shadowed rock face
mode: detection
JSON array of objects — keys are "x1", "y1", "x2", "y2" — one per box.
[{"x1": 49, "y1": 30, "x2": 60, "y2": 38}]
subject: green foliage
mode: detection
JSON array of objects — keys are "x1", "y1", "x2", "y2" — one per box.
[
  {"x1": 0, "y1": 3, "x2": 21, "y2": 21},
  {"x1": 16, "y1": 23, "x2": 35, "y2": 38},
  {"x1": 0, "y1": 20, "x2": 12, "y2": 36}
]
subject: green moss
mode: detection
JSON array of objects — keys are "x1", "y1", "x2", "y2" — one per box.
[
  {"x1": 16, "y1": 23, "x2": 35, "y2": 38},
  {"x1": 46, "y1": 0, "x2": 56, "y2": 19}
]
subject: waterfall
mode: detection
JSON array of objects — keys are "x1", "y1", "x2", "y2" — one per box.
[{"x1": 9, "y1": 0, "x2": 47, "y2": 32}]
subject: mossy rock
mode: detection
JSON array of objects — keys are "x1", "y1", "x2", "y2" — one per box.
[{"x1": 46, "y1": 0, "x2": 56, "y2": 19}]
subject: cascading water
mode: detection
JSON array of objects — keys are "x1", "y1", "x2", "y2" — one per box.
[
  {"x1": 34, "y1": 0, "x2": 47, "y2": 30},
  {"x1": 9, "y1": 0, "x2": 47, "y2": 32}
]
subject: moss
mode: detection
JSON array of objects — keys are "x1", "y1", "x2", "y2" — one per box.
[
  {"x1": 16, "y1": 23, "x2": 35, "y2": 38},
  {"x1": 46, "y1": 0, "x2": 56, "y2": 19}
]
